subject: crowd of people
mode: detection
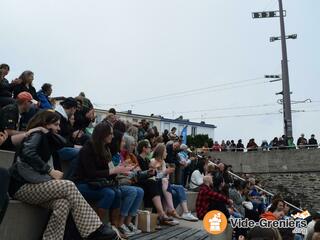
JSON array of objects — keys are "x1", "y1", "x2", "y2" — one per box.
[
  {"x1": 0, "y1": 64, "x2": 200, "y2": 239},
  {"x1": 189, "y1": 156, "x2": 320, "y2": 240},
  {"x1": 0, "y1": 63, "x2": 319, "y2": 240},
  {"x1": 207, "y1": 134, "x2": 319, "y2": 153}
]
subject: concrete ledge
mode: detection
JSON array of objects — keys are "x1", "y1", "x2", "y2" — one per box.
[
  {"x1": 0, "y1": 200, "x2": 49, "y2": 240},
  {"x1": 177, "y1": 191, "x2": 198, "y2": 213},
  {"x1": 207, "y1": 148, "x2": 320, "y2": 173}
]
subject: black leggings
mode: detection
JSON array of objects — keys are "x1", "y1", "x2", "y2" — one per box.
[{"x1": 138, "y1": 179, "x2": 162, "y2": 208}]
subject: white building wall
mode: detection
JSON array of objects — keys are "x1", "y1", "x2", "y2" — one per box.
[
  {"x1": 160, "y1": 122, "x2": 215, "y2": 140},
  {"x1": 195, "y1": 126, "x2": 215, "y2": 140},
  {"x1": 94, "y1": 109, "x2": 214, "y2": 140},
  {"x1": 94, "y1": 109, "x2": 161, "y2": 130}
]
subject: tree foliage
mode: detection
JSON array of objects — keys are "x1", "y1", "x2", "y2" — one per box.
[{"x1": 187, "y1": 134, "x2": 213, "y2": 148}]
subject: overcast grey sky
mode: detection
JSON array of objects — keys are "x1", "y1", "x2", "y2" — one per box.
[{"x1": 2, "y1": 0, "x2": 320, "y2": 144}]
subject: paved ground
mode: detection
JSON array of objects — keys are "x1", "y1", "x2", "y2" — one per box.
[
  {"x1": 128, "y1": 220, "x2": 233, "y2": 240},
  {"x1": 128, "y1": 225, "x2": 209, "y2": 240}
]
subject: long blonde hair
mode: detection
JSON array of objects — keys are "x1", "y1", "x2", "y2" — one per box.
[{"x1": 152, "y1": 143, "x2": 166, "y2": 160}]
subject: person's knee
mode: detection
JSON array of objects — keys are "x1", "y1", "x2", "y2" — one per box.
[
  {"x1": 113, "y1": 188, "x2": 121, "y2": 200},
  {"x1": 62, "y1": 180, "x2": 77, "y2": 193},
  {"x1": 136, "y1": 187, "x2": 144, "y2": 198},
  {"x1": 101, "y1": 188, "x2": 116, "y2": 201},
  {"x1": 129, "y1": 188, "x2": 138, "y2": 199}
]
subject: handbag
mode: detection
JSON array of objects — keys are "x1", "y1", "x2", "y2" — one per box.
[
  {"x1": 86, "y1": 178, "x2": 118, "y2": 190},
  {"x1": 116, "y1": 174, "x2": 133, "y2": 186}
]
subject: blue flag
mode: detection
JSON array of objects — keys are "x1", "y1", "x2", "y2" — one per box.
[{"x1": 181, "y1": 126, "x2": 188, "y2": 144}]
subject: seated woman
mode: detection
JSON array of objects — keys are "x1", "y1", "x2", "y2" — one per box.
[
  {"x1": 229, "y1": 179, "x2": 248, "y2": 218},
  {"x1": 75, "y1": 122, "x2": 143, "y2": 238},
  {"x1": 12, "y1": 70, "x2": 39, "y2": 101},
  {"x1": 136, "y1": 140, "x2": 178, "y2": 226},
  {"x1": 9, "y1": 110, "x2": 116, "y2": 240},
  {"x1": 189, "y1": 157, "x2": 207, "y2": 191},
  {"x1": 120, "y1": 134, "x2": 140, "y2": 170},
  {"x1": 116, "y1": 133, "x2": 144, "y2": 237},
  {"x1": 150, "y1": 143, "x2": 180, "y2": 223},
  {"x1": 151, "y1": 145, "x2": 197, "y2": 221}
]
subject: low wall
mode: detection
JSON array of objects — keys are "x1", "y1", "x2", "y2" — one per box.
[{"x1": 207, "y1": 149, "x2": 320, "y2": 173}]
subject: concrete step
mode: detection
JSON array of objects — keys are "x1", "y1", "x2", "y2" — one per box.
[
  {"x1": 0, "y1": 200, "x2": 49, "y2": 240},
  {"x1": 176, "y1": 191, "x2": 198, "y2": 214},
  {"x1": 0, "y1": 150, "x2": 15, "y2": 169}
]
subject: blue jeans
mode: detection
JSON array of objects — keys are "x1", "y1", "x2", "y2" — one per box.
[
  {"x1": 57, "y1": 147, "x2": 80, "y2": 179},
  {"x1": 119, "y1": 186, "x2": 144, "y2": 217},
  {"x1": 171, "y1": 184, "x2": 187, "y2": 208},
  {"x1": 76, "y1": 184, "x2": 121, "y2": 209}
]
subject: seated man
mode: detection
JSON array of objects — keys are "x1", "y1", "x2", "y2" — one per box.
[
  {"x1": 72, "y1": 96, "x2": 95, "y2": 145},
  {"x1": 196, "y1": 175, "x2": 233, "y2": 220},
  {"x1": 55, "y1": 97, "x2": 81, "y2": 178},
  {"x1": 0, "y1": 64, "x2": 19, "y2": 108},
  {"x1": 0, "y1": 92, "x2": 38, "y2": 151},
  {"x1": 248, "y1": 178, "x2": 265, "y2": 214}
]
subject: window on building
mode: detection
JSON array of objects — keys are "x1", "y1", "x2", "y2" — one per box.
[
  {"x1": 191, "y1": 126, "x2": 197, "y2": 137},
  {"x1": 132, "y1": 118, "x2": 138, "y2": 123}
]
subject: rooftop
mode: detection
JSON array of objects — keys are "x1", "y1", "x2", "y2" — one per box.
[{"x1": 95, "y1": 109, "x2": 217, "y2": 128}]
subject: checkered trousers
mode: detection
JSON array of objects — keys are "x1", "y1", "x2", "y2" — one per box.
[{"x1": 14, "y1": 180, "x2": 102, "y2": 240}]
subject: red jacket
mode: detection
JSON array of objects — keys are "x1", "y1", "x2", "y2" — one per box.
[{"x1": 196, "y1": 184, "x2": 229, "y2": 220}]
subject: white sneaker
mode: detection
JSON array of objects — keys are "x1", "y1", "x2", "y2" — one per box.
[
  {"x1": 111, "y1": 225, "x2": 126, "y2": 240},
  {"x1": 181, "y1": 212, "x2": 199, "y2": 222},
  {"x1": 118, "y1": 224, "x2": 135, "y2": 237},
  {"x1": 170, "y1": 219, "x2": 180, "y2": 225},
  {"x1": 127, "y1": 223, "x2": 142, "y2": 235}
]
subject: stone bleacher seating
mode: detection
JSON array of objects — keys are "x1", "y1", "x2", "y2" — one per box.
[{"x1": 0, "y1": 150, "x2": 198, "y2": 239}]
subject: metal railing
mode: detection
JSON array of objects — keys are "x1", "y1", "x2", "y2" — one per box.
[{"x1": 208, "y1": 161, "x2": 303, "y2": 212}]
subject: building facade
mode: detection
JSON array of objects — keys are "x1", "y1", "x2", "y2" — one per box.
[
  {"x1": 160, "y1": 117, "x2": 216, "y2": 139},
  {"x1": 94, "y1": 109, "x2": 161, "y2": 130}
]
